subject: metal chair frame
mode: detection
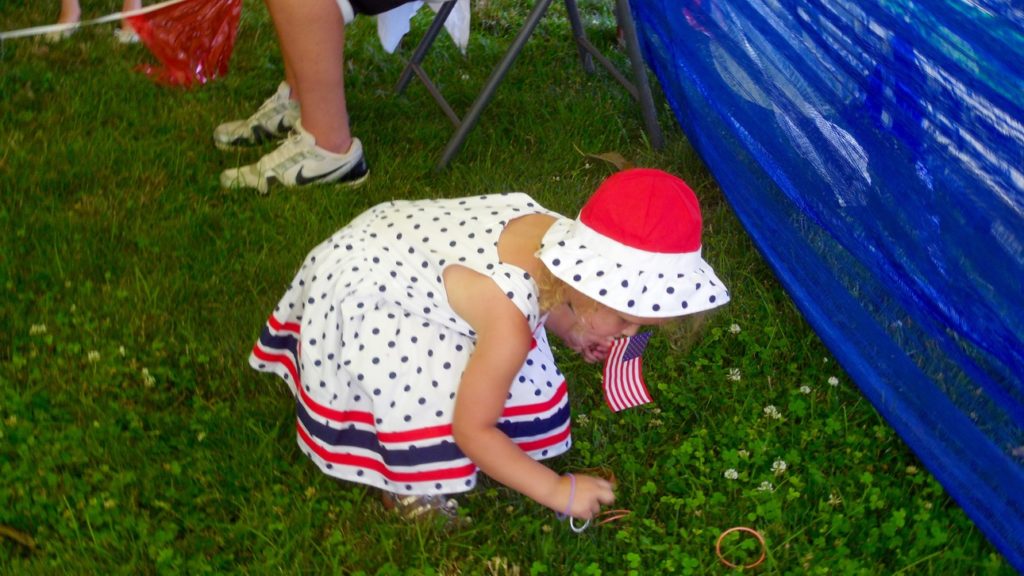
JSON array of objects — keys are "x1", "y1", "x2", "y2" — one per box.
[{"x1": 394, "y1": 0, "x2": 664, "y2": 169}]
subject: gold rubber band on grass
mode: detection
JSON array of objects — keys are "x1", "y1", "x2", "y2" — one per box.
[{"x1": 715, "y1": 526, "x2": 766, "y2": 569}]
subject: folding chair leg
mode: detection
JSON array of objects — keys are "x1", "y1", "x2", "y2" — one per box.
[
  {"x1": 419, "y1": 0, "x2": 662, "y2": 167},
  {"x1": 563, "y1": 0, "x2": 595, "y2": 74},
  {"x1": 437, "y1": 0, "x2": 557, "y2": 169},
  {"x1": 395, "y1": 0, "x2": 458, "y2": 95},
  {"x1": 617, "y1": 0, "x2": 664, "y2": 148}
]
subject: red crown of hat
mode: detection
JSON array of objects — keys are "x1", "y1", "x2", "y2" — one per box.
[{"x1": 579, "y1": 169, "x2": 702, "y2": 253}]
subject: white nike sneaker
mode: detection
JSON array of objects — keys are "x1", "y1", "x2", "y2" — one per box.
[
  {"x1": 219, "y1": 121, "x2": 369, "y2": 194},
  {"x1": 43, "y1": 23, "x2": 79, "y2": 43},
  {"x1": 213, "y1": 81, "x2": 300, "y2": 150},
  {"x1": 113, "y1": 28, "x2": 140, "y2": 44}
]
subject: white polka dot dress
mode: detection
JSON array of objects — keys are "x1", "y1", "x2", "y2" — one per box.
[{"x1": 250, "y1": 194, "x2": 573, "y2": 495}]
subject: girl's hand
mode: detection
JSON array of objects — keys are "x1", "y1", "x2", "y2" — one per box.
[
  {"x1": 562, "y1": 330, "x2": 613, "y2": 363},
  {"x1": 546, "y1": 304, "x2": 610, "y2": 362},
  {"x1": 554, "y1": 473, "x2": 616, "y2": 519},
  {"x1": 580, "y1": 341, "x2": 611, "y2": 363}
]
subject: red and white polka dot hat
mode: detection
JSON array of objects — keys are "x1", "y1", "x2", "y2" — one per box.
[{"x1": 538, "y1": 168, "x2": 729, "y2": 318}]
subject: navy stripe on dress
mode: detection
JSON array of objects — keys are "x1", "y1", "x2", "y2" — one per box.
[{"x1": 296, "y1": 396, "x2": 570, "y2": 469}]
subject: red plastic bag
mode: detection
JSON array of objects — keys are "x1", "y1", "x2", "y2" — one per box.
[{"x1": 127, "y1": 0, "x2": 243, "y2": 87}]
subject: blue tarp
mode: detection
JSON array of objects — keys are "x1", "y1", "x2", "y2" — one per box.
[{"x1": 630, "y1": 0, "x2": 1023, "y2": 570}]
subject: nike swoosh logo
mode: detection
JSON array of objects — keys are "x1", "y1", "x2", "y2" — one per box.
[{"x1": 295, "y1": 162, "x2": 350, "y2": 185}]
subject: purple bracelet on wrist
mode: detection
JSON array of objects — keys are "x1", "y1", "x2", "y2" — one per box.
[{"x1": 555, "y1": 473, "x2": 591, "y2": 532}]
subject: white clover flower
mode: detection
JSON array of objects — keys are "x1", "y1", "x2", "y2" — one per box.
[
  {"x1": 757, "y1": 481, "x2": 775, "y2": 492},
  {"x1": 772, "y1": 459, "x2": 787, "y2": 475},
  {"x1": 738, "y1": 449, "x2": 750, "y2": 459},
  {"x1": 729, "y1": 323, "x2": 741, "y2": 334},
  {"x1": 763, "y1": 405, "x2": 782, "y2": 420},
  {"x1": 30, "y1": 324, "x2": 48, "y2": 336},
  {"x1": 87, "y1": 350, "x2": 101, "y2": 363},
  {"x1": 828, "y1": 376, "x2": 839, "y2": 387},
  {"x1": 724, "y1": 468, "x2": 739, "y2": 480},
  {"x1": 727, "y1": 368, "x2": 742, "y2": 382},
  {"x1": 799, "y1": 385, "x2": 812, "y2": 395}
]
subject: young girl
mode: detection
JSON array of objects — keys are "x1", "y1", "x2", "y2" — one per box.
[{"x1": 249, "y1": 168, "x2": 730, "y2": 521}]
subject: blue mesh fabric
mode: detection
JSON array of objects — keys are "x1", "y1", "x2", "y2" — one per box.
[{"x1": 629, "y1": 0, "x2": 1023, "y2": 569}]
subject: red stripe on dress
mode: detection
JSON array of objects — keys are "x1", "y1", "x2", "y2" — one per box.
[
  {"x1": 372, "y1": 381, "x2": 568, "y2": 441},
  {"x1": 267, "y1": 314, "x2": 301, "y2": 334},
  {"x1": 255, "y1": 322, "x2": 569, "y2": 443},
  {"x1": 297, "y1": 422, "x2": 477, "y2": 482},
  {"x1": 501, "y1": 380, "x2": 567, "y2": 417},
  {"x1": 251, "y1": 344, "x2": 300, "y2": 388},
  {"x1": 252, "y1": 344, "x2": 375, "y2": 426},
  {"x1": 376, "y1": 397, "x2": 573, "y2": 445},
  {"x1": 516, "y1": 423, "x2": 571, "y2": 452},
  {"x1": 376, "y1": 424, "x2": 452, "y2": 443}
]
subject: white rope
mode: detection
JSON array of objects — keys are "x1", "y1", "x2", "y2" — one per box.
[{"x1": 0, "y1": 0, "x2": 190, "y2": 41}]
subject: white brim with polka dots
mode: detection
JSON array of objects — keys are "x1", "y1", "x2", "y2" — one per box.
[{"x1": 538, "y1": 217, "x2": 730, "y2": 318}]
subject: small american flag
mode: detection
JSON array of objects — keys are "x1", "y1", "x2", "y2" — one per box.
[{"x1": 602, "y1": 332, "x2": 653, "y2": 412}]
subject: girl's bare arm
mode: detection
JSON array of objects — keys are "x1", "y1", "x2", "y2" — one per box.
[{"x1": 444, "y1": 265, "x2": 614, "y2": 517}]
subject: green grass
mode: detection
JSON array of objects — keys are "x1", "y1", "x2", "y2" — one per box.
[{"x1": 0, "y1": 0, "x2": 1014, "y2": 574}]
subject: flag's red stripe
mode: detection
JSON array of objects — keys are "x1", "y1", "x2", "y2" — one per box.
[
  {"x1": 603, "y1": 336, "x2": 651, "y2": 412},
  {"x1": 616, "y1": 358, "x2": 650, "y2": 409},
  {"x1": 603, "y1": 339, "x2": 622, "y2": 411},
  {"x1": 605, "y1": 338, "x2": 631, "y2": 411},
  {"x1": 617, "y1": 356, "x2": 644, "y2": 407}
]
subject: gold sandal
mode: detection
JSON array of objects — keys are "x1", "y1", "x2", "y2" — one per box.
[{"x1": 380, "y1": 491, "x2": 459, "y2": 521}]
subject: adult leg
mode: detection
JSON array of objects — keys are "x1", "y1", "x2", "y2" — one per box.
[
  {"x1": 56, "y1": 0, "x2": 81, "y2": 24},
  {"x1": 121, "y1": 0, "x2": 142, "y2": 32},
  {"x1": 113, "y1": 0, "x2": 144, "y2": 42},
  {"x1": 220, "y1": 0, "x2": 367, "y2": 193},
  {"x1": 46, "y1": 0, "x2": 81, "y2": 41},
  {"x1": 265, "y1": 0, "x2": 352, "y2": 154}
]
